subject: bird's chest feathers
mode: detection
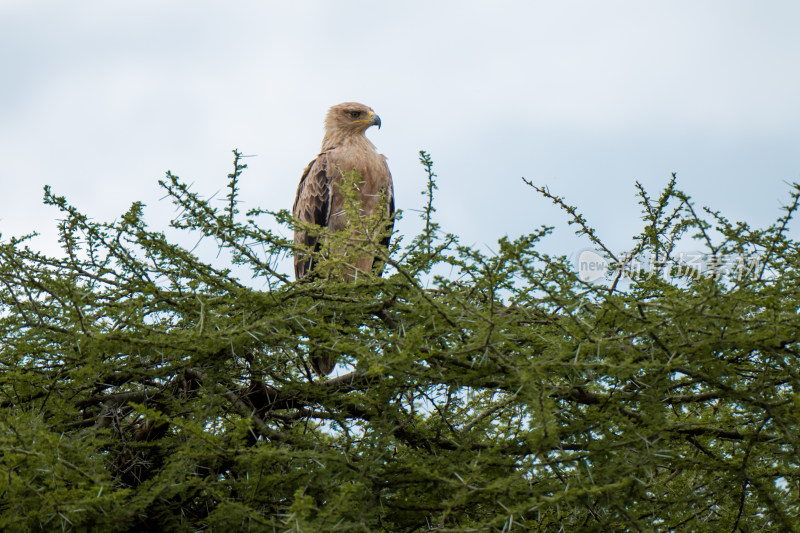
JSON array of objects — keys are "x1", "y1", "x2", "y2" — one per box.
[
  {"x1": 325, "y1": 140, "x2": 391, "y2": 230},
  {"x1": 328, "y1": 143, "x2": 389, "y2": 194}
]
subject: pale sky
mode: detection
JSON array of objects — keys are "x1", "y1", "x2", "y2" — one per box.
[{"x1": 2, "y1": 1, "x2": 799, "y2": 277}]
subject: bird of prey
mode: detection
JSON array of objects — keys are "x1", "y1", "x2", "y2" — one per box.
[{"x1": 292, "y1": 102, "x2": 395, "y2": 374}]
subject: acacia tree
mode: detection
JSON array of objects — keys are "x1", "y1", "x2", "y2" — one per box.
[{"x1": 1, "y1": 150, "x2": 799, "y2": 532}]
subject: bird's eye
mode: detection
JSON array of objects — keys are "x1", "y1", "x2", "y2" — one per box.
[{"x1": 348, "y1": 111, "x2": 361, "y2": 119}]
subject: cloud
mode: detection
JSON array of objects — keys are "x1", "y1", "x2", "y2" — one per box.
[{"x1": 1, "y1": 1, "x2": 799, "y2": 265}]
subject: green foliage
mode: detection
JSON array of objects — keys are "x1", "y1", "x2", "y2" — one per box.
[{"x1": 1, "y1": 149, "x2": 800, "y2": 531}]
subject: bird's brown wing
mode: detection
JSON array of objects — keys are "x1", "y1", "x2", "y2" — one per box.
[
  {"x1": 380, "y1": 180, "x2": 395, "y2": 250},
  {"x1": 372, "y1": 178, "x2": 394, "y2": 275},
  {"x1": 293, "y1": 152, "x2": 332, "y2": 279}
]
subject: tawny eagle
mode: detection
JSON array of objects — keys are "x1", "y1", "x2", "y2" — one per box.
[{"x1": 292, "y1": 102, "x2": 395, "y2": 374}]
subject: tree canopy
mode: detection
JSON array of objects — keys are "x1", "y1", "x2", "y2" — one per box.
[{"x1": 1, "y1": 151, "x2": 799, "y2": 532}]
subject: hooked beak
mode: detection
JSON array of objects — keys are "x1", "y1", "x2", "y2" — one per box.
[{"x1": 370, "y1": 113, "x2": 381, "y2": 129}]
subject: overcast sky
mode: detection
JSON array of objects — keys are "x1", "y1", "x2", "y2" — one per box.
[{"x1": 2, "y1": 1, "x2": 799, "y2": 277}]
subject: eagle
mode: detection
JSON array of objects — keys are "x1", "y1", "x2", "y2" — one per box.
[{"x1": 292, "y1": 102, "x2": 395, "y2": 374}]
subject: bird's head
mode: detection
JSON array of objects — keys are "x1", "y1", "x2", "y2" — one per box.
[{"x1": 325, "y1": 102, "x2": 381, "y2": 136}]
